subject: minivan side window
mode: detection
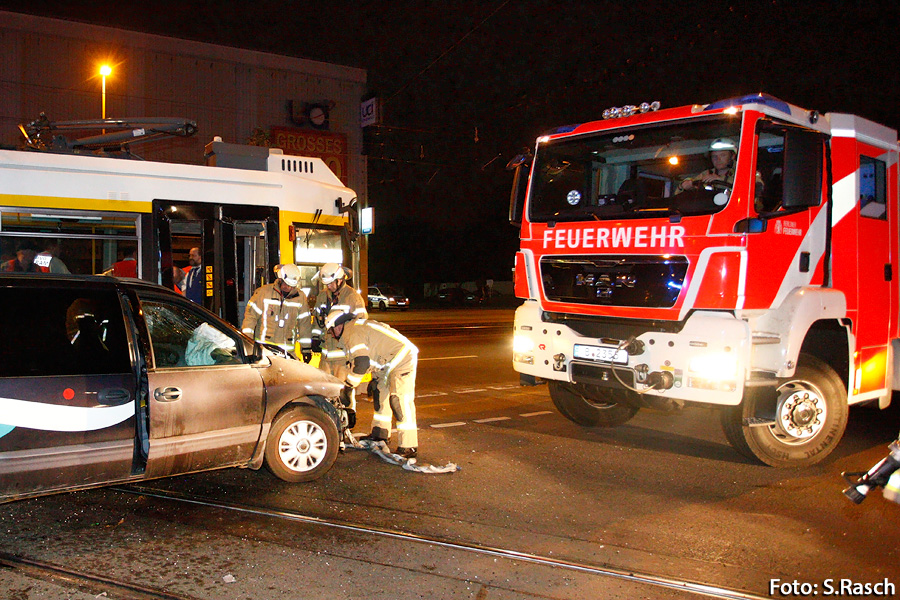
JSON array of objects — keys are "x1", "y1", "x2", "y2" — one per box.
[
  {"x1": 141, "y1": 300, "x2": 242, "y2": 368},
  {"x1": 0, "y1": 287, "x2": 131, "y2": 377}
]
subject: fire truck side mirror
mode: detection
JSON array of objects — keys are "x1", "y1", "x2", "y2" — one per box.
[
  {"x1": 781, "y1": 129, "x2": 825, "y2": 210},
  {"x1": 509, "y1": 163, "x2": 529, "y2": 226}
]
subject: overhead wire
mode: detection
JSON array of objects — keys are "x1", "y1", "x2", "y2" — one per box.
[{"x1": 384, "y1": 0, "x2": 511, "y2": 108}]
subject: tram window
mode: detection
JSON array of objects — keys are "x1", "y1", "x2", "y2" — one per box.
[
  {"x1": 0, "y1": 210, "x2": 136, "y2": 237},
  {"x1": 169, "y1": 221, "x2": 203, "y2": 272},
  {"x1": 294, "y1": 226, "x2": 343, "y2": 291},
  {"x1": 0, "y1": 288, "x2": 131, "y2": 377},
  {"x1": 294, "y1": 227, "x2": 342, "y2": 265},
  {"x1": 0, "y1": 210, "x2": 139, "y2": 276},
  {"x1": 235, "y1": 222, "x2": 267, "y2": 318}
]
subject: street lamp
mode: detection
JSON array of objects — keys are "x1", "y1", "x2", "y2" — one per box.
[{"x1": 99, "y1": 64, "x2": 112, "y2": 121}]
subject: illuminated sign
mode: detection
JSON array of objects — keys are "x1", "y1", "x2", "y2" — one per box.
[
  {"x1": 271, "y1": 126, "x2": 348, "y2": 185},
  {"x1": 541, "y1": 225, "x2": 685, "y2": 249},
  {"x1": 360, "y1": 97, "x2": 379, "y2": 128},
  {"x1": 360, "y1": 206, "x2": 373, "y2": 235}
]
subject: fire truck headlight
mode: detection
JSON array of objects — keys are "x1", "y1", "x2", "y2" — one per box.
[
  {"x1": 513, "y1": 335, "x2": 535, "y2": 365},
  {"x1": 689, "y1": 353, "x2": 737, "y2": 380},
  {"x1": 513, "y1": 335, "x2": 534, "y2": 354}
]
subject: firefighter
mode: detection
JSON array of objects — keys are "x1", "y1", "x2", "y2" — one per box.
[
  {"x1": 311, "y1": 263, "x2": 368, "y2": 378},
  {"x1": 325, "y1": 309, "x2": 419, "y2": 458},
  {"x1": 241, "y1": 263, "x2": 313, "y2": 360}
]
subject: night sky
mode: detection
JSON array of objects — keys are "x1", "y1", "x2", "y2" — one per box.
[{"x1": 3, "y1": 0, "x2": 899, "y2": 294}]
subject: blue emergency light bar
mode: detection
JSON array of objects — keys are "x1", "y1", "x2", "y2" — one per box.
[{"x1": 705, "y1": 93, "x2": 792, "y2": 115}]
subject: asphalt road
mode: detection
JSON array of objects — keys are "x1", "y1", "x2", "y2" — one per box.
[{"x1": 2, "y1": 307, "x2": 900, "y2": 599}]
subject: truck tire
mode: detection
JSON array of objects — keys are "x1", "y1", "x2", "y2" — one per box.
[
  {"x1": 549, "y1": 381, "x2": 639, "y2": 427},
  {"x1": 265, "y1": 405, "x2": 338, "y2": 482},
  {"x1": 721, "y1": 354, "x2": 848, "y2": 467}
]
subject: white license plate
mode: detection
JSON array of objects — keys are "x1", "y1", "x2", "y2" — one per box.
[{"x1": 573, "y1": 344, "x2": 628, "y2": 364}]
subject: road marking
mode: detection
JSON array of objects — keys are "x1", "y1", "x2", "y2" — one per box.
[
  {"x1": 473, "y1": 416, "x2": 511, "y2": 423},
  {"x1": 419, "y1": 355, "x2": 478, "y2": 361},
  {"x1": 415, "y1": 382, "x2": 520, "y2": 398},
  {"x1": 430, "y1": 422, "x2": 467, "y2": 428},
  {"x1": 520, "y1": 411, "x2": 554, "y2": 417}
]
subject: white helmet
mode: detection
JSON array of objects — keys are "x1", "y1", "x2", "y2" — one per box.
[
  {"x1": 277, "y1": 263, "x2": 302, "y2": 287},
  {"x1": 324, "y1": 308, "x2": 354, "y2": 330},
  {"x1": 709, "y1": 138, "x2": 737, "y2": 152},
  {"x1": 319, "y1": 263, "x2": 347, "y2": 285}
]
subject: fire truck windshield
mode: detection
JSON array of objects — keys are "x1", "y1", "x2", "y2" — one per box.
[{"x1": 529, "y1": 118, "x2": 743, "y2": 222}]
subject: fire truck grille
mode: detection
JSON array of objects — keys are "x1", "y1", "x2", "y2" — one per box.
[{"x1": 540, "y1": 255, "x2": 688, "y2": 308}]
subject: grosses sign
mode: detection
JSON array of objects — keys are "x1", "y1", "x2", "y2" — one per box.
[{"x1": 271, "y1": 126, "x2": 348, "y2": 185}]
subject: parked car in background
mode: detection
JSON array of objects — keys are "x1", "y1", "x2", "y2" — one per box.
[
  {"x1": 0, "y1": 273, "x2": 346, "y2": 504},
  {"x1": 368, "y1": 285, "x2": 409, "y2": 310},
  {"x1": 436, "y1": 286, "x2": 480, "y2": 306}
]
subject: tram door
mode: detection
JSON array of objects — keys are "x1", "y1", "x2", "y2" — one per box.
[{"x1": 154, "y1": 201, "x2": 279, "y2": 327}]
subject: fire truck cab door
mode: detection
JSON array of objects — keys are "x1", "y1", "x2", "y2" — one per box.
[{"x1": 851, "y1": 149, "x2": 894, "y2": 397}]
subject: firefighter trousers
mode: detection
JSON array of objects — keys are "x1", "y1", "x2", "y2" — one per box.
[{"x1": 370, "y1": 352, "x2": 418, "y2": 449}]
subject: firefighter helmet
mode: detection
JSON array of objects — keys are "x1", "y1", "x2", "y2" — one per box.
[
  {"x1": 709, "y1": 138, "x2": 737, "y2": 152},
  {"x1": 325, "y1": 308, "x2": 354, "y2": 331},
  {"x1": 319, "y1": 263, "x2": 347, "y2": 285},
  {"x1": 277, "y1": 263, "x2": 302, "y2": 287}
]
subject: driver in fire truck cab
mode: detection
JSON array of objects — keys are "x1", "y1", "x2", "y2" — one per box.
[
  {"x1": 677, "y1": 138, "x2": 737, "y2": 192},
  {"x1": 677, "y1": 138, "x2": 767, "y2": 210}
]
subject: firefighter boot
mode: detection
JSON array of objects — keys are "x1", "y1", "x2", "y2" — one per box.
[{"x1": 396, "y1": 447, "x2": 417, "y2": 459}]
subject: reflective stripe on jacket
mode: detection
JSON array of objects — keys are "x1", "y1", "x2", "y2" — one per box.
[
  {"x1": 241, "y1": 283, "x2": 312, "y2": 351},
  {"x1": 337, "y1": 320, "x2": 417, "y2": 387}
]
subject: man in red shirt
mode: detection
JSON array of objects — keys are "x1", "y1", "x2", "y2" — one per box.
[{"x1": 106, "y1": 247, "x2": 138, "y2": 278}]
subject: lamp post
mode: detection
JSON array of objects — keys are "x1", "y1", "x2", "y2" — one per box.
[{"x1": 99, "y1": 64, "x2": 111, "y2": 133}]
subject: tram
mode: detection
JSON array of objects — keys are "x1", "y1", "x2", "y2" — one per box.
[{"x1": 0, "y1": 117, "x2": 360, "y2": 326}]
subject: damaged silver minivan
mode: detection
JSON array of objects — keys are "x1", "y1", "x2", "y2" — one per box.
[{"x1": 0, "y1": 273, "x2": 346, "y2": 503}]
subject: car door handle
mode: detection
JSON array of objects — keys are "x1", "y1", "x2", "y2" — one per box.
[
  {"x1": 154, "y1": 387, "x2": 182, "y2": 402},
  {"x1": 98, "y1": 388, "x2": 132, "y2": 406}
]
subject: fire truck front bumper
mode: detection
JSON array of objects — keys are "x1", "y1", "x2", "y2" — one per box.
[{"x1": 512, "y1": 301, "x2": 751, "y2": 406}]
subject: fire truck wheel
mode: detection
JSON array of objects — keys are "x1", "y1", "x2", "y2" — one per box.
[
  {"x1": 720, "y1": 354, "x2": 848, "y2": 468},
  {"x1": 265, "y1": 405, "x2": 339, "y2": 482},
  {"x1": 549, "y1": 382, "x2": 639, "y2": 427}
]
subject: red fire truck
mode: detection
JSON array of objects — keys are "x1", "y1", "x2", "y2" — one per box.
[{"x1": 509, "y1": 94, "x2": 899, "y2": 467}]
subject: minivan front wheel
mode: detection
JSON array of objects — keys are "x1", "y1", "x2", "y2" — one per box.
[{"x1": 265, "y1": 405, "x2": 338, "y2": 482}]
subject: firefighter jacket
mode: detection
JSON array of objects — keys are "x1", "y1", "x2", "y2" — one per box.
[
  {"x1": 241, "y1": 283, "x2": 312, "y2": 354},
  {"x1": 312, "y1": 284, "x2": 368, "y2": 363},
  {"x1": 336, "y1": 320, "x2": 417, "y2": 388}
]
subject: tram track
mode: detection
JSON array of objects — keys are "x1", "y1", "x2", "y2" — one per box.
[
  {"x1": 111, "y1": 484, "x2": 770, "y2": 600},
  {"x1": 0, "y1": 550, "x2": 200, "y2": 600}
]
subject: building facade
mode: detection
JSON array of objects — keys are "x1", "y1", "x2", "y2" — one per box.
[{"x1": 0, "y1": 10, "x2": 369, "y2": 292}]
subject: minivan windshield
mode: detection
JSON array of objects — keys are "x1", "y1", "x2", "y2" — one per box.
[{"x1": 529, "y1": 118, "x2": 743, "y2": 222}]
